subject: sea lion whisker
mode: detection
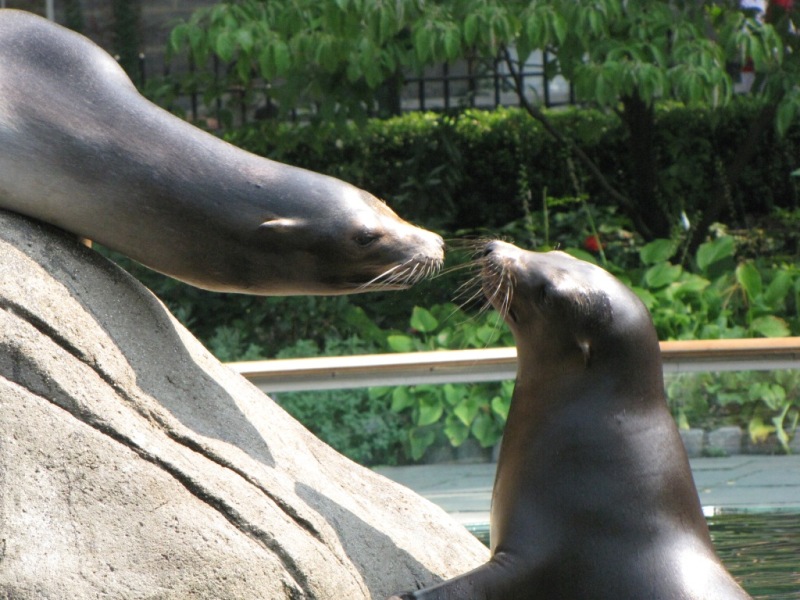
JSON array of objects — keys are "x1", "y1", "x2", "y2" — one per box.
[
  {"x1": 356, "y1": 262, "x2": 409, "y2": 291},
  {"x1": 455, "y1": 287, "x2": 487, "y2": 314},
  {"x1": 404, "y1": 264, "x2": 421, "y2": 285},
  {"x1": 434, "y1": 259, "x2": 484, "y2": 280},
  {"x1": 444, "y1": 238, "x2": 488, "y2": 252},
  {"x1": 452, "y1": 272, "x2": 480, "y2": 293}
]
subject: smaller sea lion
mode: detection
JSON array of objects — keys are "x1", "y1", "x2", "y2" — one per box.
[
  {"x1": 390, "y1": 241, "x2": 751, "y2": 599},
  {"x1": 0, "y1": 9, "x2": 443, "y2": 295}
]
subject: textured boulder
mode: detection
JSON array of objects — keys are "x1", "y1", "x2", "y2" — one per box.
[{"x1": 0, "y1": 209, "x2": 487, "y2": 599}]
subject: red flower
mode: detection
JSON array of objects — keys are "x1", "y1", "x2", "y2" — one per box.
[
  {"x1": 772, "y1": 0, "x2": 793, "y2": 9},
  {"x1": 583, "y1": 235, "x2": 602, "y2": 253}
]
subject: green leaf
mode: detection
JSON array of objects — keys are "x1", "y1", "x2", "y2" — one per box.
[
  {"x1": 550, "y1": 12, "x2": 567, "y2": 44},
  {"x1": 417, "y1": 395, "x2": 444, "y2": 426},
  {"x1": 453, "y1": 396, "x2": 480, "y2": 427},
  {"x1": 563, "y1": 248, "x2": 597, "y2": 263},
  {"x1": 410, "y1": 306, "x2": 439, "y2": 333},
  {"x1": 673, "y1": 274, "x2": 710, "y2": 297},
  {"x1": 471, "y1": 412, "x2": 499, "y2": 448},
  {"x1": 258, "y1": 47, "x2": 273, "y2": 78},
  {"x1": 387, "y1": 334, "x2": 414, "y2": 353},
  {"x1": 749, "y1": 315, "x2": 790, "y2": 338},
  {"x1": 764, "y1": 270, "x2": 792, "y2": 306},
  {"x1": 464, "y1": 14, "x2": 479, "y2": 45},
  {"x1": 696, "y1": 236, "x2": 734, "y2": 271},
  {"x1": 443, "y1": 415, "x2": 470, "y2": 446},
  {"x1": 390, "y1": 386, "x2": 414, "y2": 412},
  {"x1": 736, "y1": 262, "x2": 763, "y2": 301},
  {"x1": 214, "y1": 32, "x2": 236, "y2": 62},
  {"x1": 408, "y1": 427, "x2": 436, "y2": 461},
  {"x1": 379, "y1": 5, "x2": 395, "y2": 42},
  {"x1": 776, "y1": 96, "x2": 797, "y2": 137},
  {"x1": 442, "y1": 384, "x2": 463, "y2": 407},
  {"x1": 414, "y1": 26, "x2": 432, "y2": 63},
  {"x1": 490, "y1": 395, "x2": 510, "y2": 421},
  {"x1": 640, "y1": 239, "x2": 675, "y2": 265},
  {"x1": 444, "y1": 27, "x2": 461, "y2": 61},
  {"x1": 235, "y1": 28, "x2": 254, "y2": 52},
  {"x1": 169, "y1": 23, "x2": 189, "y2": 53},
  {"x1": 748, "y1": 416, "x2": 776, "y2": 444},
  {"x1": 645, "y1": 263, "x2": 682, "y2": 288},
  {"x1": 273, "y1": 40, "x2": 291, "y2": 75},
  {"x1": 235, "y1": 57, "x2": 252, "y2": 83},
  {"x1": 631, "y1": 287, "x2": 657, "y2": 309},
  {"x1": 187, "y1": 23, "x2": 206, "y2": 57}
]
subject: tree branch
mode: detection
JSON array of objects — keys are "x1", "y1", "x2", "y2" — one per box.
[{"x1": 500, "y1": 47, "x2": 654, "y2": 239}]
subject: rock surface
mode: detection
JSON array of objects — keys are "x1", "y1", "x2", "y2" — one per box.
[{"x1": 0, "y1": 210, "x2": 488, "y2": 599}]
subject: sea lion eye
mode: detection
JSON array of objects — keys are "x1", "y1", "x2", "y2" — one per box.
[{"x1": 354, "y1": 231, "x2": 381, "y2": 247}]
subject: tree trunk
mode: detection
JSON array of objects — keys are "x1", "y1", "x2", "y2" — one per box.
[
  {"x1": 687, "y1": 102, "x2": 778, "y2": 255},
  {"x1": 620, "y1": 93, "x2": 671, "y2": 240}
]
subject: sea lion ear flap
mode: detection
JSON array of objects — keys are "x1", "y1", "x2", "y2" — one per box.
[
  {"x1": 258, "y1": 217, "x2": 302, "y2": 235},
  {"x1": 578, "y1": 338, "x2": 591, "y2": 367}
]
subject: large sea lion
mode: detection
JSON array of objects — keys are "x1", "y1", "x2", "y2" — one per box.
[
  {"x1": 0, "y1": 9, "x2": 443, "y2": 295},
  {"x1": 391, "y1": 240, "x2": 751, "y2": 599}
]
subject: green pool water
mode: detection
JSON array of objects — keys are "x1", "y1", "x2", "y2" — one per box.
[
  {"x1": 710, "y1": 512, "x2": 799, "y2": 600},
  {"x1": 466, "y1": 512, "x2": 800, "y2": 599}
]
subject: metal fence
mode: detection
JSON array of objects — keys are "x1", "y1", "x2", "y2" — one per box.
[
  {"x1": 131, "y1": 49, "x2": 575, "y2": 128},
  {"x1": 229, "y1": 338, "x2": 800, "y2": 394}
]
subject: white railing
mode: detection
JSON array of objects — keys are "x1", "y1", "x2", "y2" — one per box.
[{"x1": 228, "y1": 338, "x2": 800, "y2": 393}]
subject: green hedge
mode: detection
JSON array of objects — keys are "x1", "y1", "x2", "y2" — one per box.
[{"x1": 227, "y1": 99, "x2": 800, "y2": 234}]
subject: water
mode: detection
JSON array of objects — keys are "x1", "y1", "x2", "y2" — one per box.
[
  {"x1": 710, "y1": 512, "x2": 800, "y2": 600},
  {"x1": 467, "y1": 512, "x2": 800, "y2": 599}
]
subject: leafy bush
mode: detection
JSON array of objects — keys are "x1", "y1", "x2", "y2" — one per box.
[
  {"x1": 269, "y1": 337, "x2": 411, "y2": 466},
  {"x1": 370, "y1": 304, "x2": 515, "y2": 461},
  {"x1": 377, "y1": 233, "x2": 800, "y2": 460},
  {"x1": 226, "y1": 101, "x2": 800, "y2": 236}
]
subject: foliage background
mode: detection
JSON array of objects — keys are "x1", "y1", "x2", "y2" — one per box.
[
  {"x1": 104, "y1": 104, "x2": 800, "y2": 462},
  {"x1": 110, "y1": 0, "x2": 800, "y2": 463}
]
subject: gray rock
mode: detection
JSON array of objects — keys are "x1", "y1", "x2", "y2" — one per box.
[
  {"x1": 492, "y1": 438, "x2": 503, "y2": 463},
  {"x1": 0, "y1": 210, "x2": 487, "y2": 599},
  {"x1": 745, "y1": 435, "x2": 781, "y2": 455},
  {"x1": 455, "y1": 439, "x2": 489, "y2": 464},
  {"x1": 707, "y1": 426, "x2": 743, "y2": 456},
  {"x1": 791, "y1": 430, "x2": 800, "y2": 453},
  {"x1": 679, "y1": 428, "x2": 705, "y2": 458}
]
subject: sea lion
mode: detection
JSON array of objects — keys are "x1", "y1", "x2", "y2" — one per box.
[
  {"x1": 391, "y1": 240, "x2": 751, "y2": 599},
  {"x1": 0, "y1": 9, "x2": 443, "y2": 295}
]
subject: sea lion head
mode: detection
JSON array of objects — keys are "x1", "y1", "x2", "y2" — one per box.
[
  {"x1": 481, "y1": 240, "x2": 661, "y2": 382},
  {"x1": 236, "y1": 169, "x2": 445, "y2": 295}
]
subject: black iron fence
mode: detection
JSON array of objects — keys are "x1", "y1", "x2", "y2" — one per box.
[{"x1": 129, "y1": 50, "x2": 575, "y2": 129}]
